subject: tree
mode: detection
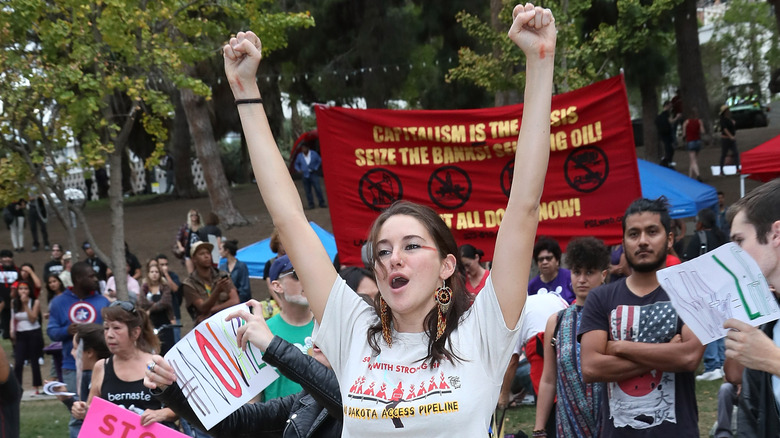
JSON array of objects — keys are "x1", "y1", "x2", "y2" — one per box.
[
  {"x1": 714, "y1": 0, "x2": 779, "y2": 93},
  {"x1": 674, "y1": 0, "x2": 712, "y2": 140},
  {"x1": 0, "y1": 0, "x2": 312, "y2": 298},
  {"x1": 450, "y1": 0, "x2": 681, "y2": 162}
]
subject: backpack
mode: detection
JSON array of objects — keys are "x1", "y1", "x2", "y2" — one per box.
[
  {"x1": 2, "y1": 206, "x2": 13, "y2": 226},
  {"x1": 697, "y1": 230, "x2": 709, "y2": 256}
]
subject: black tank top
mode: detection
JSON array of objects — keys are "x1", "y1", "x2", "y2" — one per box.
[{"x1": 101, "y1": 356, "x2": 162, "y2": 414}]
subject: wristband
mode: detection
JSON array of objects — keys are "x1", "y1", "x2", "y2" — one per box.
[{"x1": 235, "y1": 98, "x2": 263, "y2": 105}]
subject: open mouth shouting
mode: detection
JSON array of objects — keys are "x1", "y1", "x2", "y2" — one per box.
[{"x1": 389, "y1": 274, "x2": 409, "y2": 291}]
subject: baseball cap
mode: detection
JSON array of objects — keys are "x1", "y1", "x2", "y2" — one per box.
[
  {"x1": 82, "y1": 241, "x2": 91, "y2": 250},
  {"x1": 190, "y1": 240, "x2": 214, "y2": 258},
  {"x1": 62, "y1": 251, "x2": 72, "y2": 261},
  {"x1": 269, "y1": 255, "x2": 294, "y2": 281}
]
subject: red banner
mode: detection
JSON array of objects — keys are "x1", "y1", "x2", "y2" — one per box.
[{"x1": 316, "y1": 75, "x2": 641, "y2": 266}]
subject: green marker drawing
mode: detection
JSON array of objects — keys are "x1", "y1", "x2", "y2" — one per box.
[{"x1": 713, "y1": 254, "x2": 762, "y2": 320}]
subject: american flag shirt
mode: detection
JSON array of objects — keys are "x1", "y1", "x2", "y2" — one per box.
[{"x1": 579, "y1": 279, "x2": 699, "y2": 437}]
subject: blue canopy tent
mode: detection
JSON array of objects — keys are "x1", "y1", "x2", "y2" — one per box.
[
  {"x1": 637, "y1": 159, "x2": 718, "y2": 218},
  {"x1": 233, "y1": 222, "x2": 338, "y2": 279}
]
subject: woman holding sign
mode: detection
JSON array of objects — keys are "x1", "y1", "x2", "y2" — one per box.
[
  {"x1": 72, "y1": 301, "x2": 178, "y2": 430},
  {"x1": 197, "y1": 4, "x2": 554, "y2": 435}
]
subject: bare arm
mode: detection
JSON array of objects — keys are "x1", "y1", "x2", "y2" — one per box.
[
  {"x1": 491, "y1": 4, "x2": 556, "y2": 328},
  {"x1": 209, "y1": 286, "x2": 239, "y2": 314},
  {"x1": 26, "y1": 299, "x2": 40, "y2": 324},
  {"x1": 580, "y1": 330, "x2": 651, "y2": 383},
  {"x1": 0, "y1": 348, "x2": 10, "y2": 384},
  {"x1": 24, "y1": 266, "x2": 41, "y2": 290},
  {"x1": 607, "y1": 324, "x2": 704, "y2": 373},
  {"x1": 73, "y1": 358, "x2": 105, "y2": 420},
  {"x1": 534, "y1": 314, "x2": 558, "y2": 431},
  {"x1": 723, "y1": 357, "x2": 744, "y2": 384},
  {"x1": 224, "y1": 32, "x2": 336, "y2": 323}
]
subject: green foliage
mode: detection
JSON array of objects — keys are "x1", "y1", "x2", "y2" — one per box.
[
  {"x1": 713, "y1": 0, "x2": 778, "y2": 89},
  {"x1": 448, "y1": 0, "x2": 680, "y2": 95},
  {"x1": 0, "y1": 0, "x2": 313, "y2": 205}
]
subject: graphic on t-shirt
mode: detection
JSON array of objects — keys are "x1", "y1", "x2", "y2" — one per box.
[
  {"x1": 342, "y1": 357, "x2": 461, "y2": 428},
  {"x1": 608, "y1": 302, "x2": 678, "y2": 429},
  {"x1": 69, "y1": 302, "x2": 99, "y2": 324}
]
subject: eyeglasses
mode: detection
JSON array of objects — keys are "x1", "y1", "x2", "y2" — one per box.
[
  {"x1": 536, "y1": 255, "x2": 554, "y2": 263},
  {"x1": 278, "y1": 270, "x2": 298, "y2": 281},
  {"x1": 109, "y1": 300, "x2": 137, "y2": 314}
]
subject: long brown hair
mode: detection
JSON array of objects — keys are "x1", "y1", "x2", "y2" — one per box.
[
  {"x1": 102, "y1": 303, "x2": 160, "y2": 354},
  {"x1": 366, "y1": 201, "x2": 469, "y2": 365}
]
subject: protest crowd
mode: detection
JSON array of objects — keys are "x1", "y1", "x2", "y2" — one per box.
[{"x1": 1, "y1": 4, "x2": 780, "y2": 438}]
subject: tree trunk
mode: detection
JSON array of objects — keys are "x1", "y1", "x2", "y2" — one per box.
[
  {"x1": 180, "y1": 87, "x2": 249, "y2": 227},
  {"x1": 491, "y1": 0, "x2": 521, "y2": 106},
  {"x1": 769, "y1": 0, "x2": 780, "y2": 32},
  {"x1": 108, "y1": 147, "x2": 128, "y2": 300},
  {"x1": 259, "y1": 65, "x2": 284, "y2": 140},
  {"x1": 171, "y1": 90, "x2": 199, "y2": 198},
  {"x1": 674, "y1": 0, "x2": 712, "y2": 139},
  {"x1": 639, "y1": 79, "x2": 660, "y2": 162},
  {"x1": 290, "y1": 96, "x2": 303, "y2": 139}
]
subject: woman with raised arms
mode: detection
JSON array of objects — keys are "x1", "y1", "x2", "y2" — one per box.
[{"x1": 147, "y1": 3, "x2": 555, "y2": 436}]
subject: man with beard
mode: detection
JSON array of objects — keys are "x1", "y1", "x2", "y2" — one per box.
[
  {"x1": 262, "y1": 255, "x2": 314, "y2": 401},
  {"x1": 579, "y1": 198, "x2": 704, "y2": 436},
  {"x1": 0, "y1": 250, "x2": 18, "y2": 340},
  {"x1": 720, "y1": 178, "x2": 780, "y2": 437}
]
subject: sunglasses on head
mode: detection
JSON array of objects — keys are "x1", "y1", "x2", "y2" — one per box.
[
  {"x1": 109, "y1": 300, "x2": 137, "y2": 314},
  {"x1": 537, "y1": 255, "x2": 554, "y2": 263},
  {"x1": 278, "y1": 269, "x2": 298, "y2": 281}
]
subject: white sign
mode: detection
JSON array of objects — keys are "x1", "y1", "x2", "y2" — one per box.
[
  {"x1": 657, "y1": 242, "x2": 780, "y2": 345},
  {"x1": 164, "y1": 304, "x2": 278, "y2": 430}
]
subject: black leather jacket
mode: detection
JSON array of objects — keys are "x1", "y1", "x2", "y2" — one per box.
[
  {"x1": 737, "y1": 320, "x2": 780, "y2": 438},
  {"x1": 154, "y1": 336, "x2": 342, "y2": 438}
]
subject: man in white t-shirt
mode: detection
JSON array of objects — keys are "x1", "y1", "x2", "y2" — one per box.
[{"x1": 498, "y1": 293, "x2": 568, "y2": 407}]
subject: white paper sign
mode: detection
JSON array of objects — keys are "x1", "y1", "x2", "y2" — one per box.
[
  {"x1": 657, "y1": 242, "x2": 780, "y2": 345},
  {"x1": 164, "y1": 304, "x2": 278, "y2": 430}
]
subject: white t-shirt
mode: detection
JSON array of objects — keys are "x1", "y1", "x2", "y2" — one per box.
[
  {"x1": 314, "y1": 274, "x2": 522, "y2": 437},
  {"x1": 513, "y1": 293, "x2": 569, "y2": 355}
]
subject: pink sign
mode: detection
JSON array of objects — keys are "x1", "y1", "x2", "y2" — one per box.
[{"x1": 79, "y1": 396, "x2": 188, "y2": 438}]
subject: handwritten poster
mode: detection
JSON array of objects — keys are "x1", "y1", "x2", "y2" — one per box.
[
  {"x1": 657, "y1": 242, "x2": 780, "y2": 344},
  {"x1": 79, "y1": 396, "x2": 188, "y2": 438},
  {"x1": 164, "y1": 304, "x2": 278, "y2": 430}
]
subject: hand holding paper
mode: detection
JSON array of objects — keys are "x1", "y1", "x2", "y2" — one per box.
[
  {"x1": 724, "y1": 318, "x2": 780, "y2": 376},
  {"x1": 143, "y1": 354, "x2": 176, "y2": 391},
  {"x1": 657, "y1": 242, "x2": 779, "y2": 345},
  {"x1": 162, "y1": 302, "x2": 278, "y2": 430},
  {"x1": 225, "y1": 299, "x2": 274, "y2": 352}
]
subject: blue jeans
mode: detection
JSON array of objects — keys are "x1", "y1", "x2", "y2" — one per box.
[
  {"x1": 703, "y1": 338, "x2": 726, "y2": 372},
  {"x1": 302, "y1": 175, "x2": 326, "y2": 208},
  {"x1": 63, "y1": 368, "x2": 82, "y2": 438}
]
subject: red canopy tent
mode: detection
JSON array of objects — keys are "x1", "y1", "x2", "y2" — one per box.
[{"x1": 740, "y1": 134, "x2": 780, "y2": 195}]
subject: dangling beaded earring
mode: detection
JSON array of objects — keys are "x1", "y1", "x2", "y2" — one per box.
[
  {"x1": 380, "y1": 296, "x2": 393, "y2": 347},
  {"x1": 434, "y1": 283, "x2": 452, "y2": 341}
]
